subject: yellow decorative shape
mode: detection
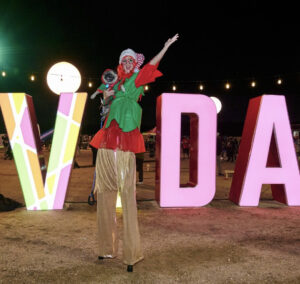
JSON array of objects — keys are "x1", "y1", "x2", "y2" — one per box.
[
  {"x1": 46, "y1": 174, "x2": 56, "y2": 195},
  {"x1": 63, "y1": 123, "x2": 79, "y2": 163},
  {"x1": 27, "y1": 150, "x2": 45, "y2": 199},
  {"x1": 72, "y1": 93, "x2": 87, "y2": 123},
  {"x1": 12, "y1": 93, "x2": 25, "y2": 114},
  {"x1": 0, "y1": 94, "x2": 16, "y2": 139}
]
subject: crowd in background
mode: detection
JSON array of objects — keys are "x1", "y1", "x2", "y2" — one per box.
[
  {"x1": 0, "y1": 132, "x2": 242, "y2": 163},
  {"x1": 144, "y1": 135, "x2": 156, "y2": 157},
  {"x1": 179, "y1": 135, "x2": 240, "y2": 162},
  {"x1": 220, "y1": 136, "x2": 240, "y2": 162},
  {"x1": 5, "y1": 132, "x2": 300, "y2": 165}
]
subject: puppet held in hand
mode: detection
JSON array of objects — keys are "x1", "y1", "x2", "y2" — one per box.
[
  {"x1": 90, "y1": 69, "x2": 118, "y2": 99},
  {"x1": 91, "y1": 69, "x2": 118, "y2": 121}
]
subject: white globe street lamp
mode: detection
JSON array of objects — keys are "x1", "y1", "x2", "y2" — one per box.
[
  {"x1": 47, "y1": 62, "x2": 81, "y2": 95},
  {"x1": 210, "y1": 96, "x2": 222, "y2": 114}
]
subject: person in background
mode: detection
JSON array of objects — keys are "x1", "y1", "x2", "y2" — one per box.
[
  {"x1": 2, "y1": 134, "x2": 13, "y2": 160},
  {"x1": 226, "y1": 137, "x2": 234, "y2": 162},
  {"x1": 181, "y1": 136, "x2": 190, "y2": 158},
  {"x1": 232, "y1": 137, "x2": 239, "y2": 161},
  {"x1": 293, "y1": 135, "x2": 300, "y2": 162},
  {"x1": 90, "y1": 144, "x2": 98, "y2": 166},
  {"x1": 217, "y1": 132, "x2": 224, "y2": 176},
  {"x1": 136, "y1": 152, "x2": 144, "y2": 184},
  {"x1": 148, "y1": 135, "x2": 155, "y2": 158}
]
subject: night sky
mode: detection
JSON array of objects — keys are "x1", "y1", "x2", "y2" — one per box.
[{"x1": 1, "y1": 1, "x2": 300, "y2": 136}]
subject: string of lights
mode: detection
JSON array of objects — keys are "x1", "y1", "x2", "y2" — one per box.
[{"x1": 0, "y1": 66, "x2": 295, "y2": 92}]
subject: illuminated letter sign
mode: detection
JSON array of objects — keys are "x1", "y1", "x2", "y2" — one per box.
[
  {"x1": 0, "y1": 92, "x2": 87, "y2": 210},
  {"x1": 229, "y1": 95, "x2": 300, "y2": 206},
  {"x1": 156, "y1": 93, "x2": 217, "y2": 207}
]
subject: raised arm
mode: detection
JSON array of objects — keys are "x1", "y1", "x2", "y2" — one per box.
[{"x1": 149, "y1": 34, "x2": 179, "y2": 66}]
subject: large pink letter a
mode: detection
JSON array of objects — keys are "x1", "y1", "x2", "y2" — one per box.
[{"x1": 230, "y1": 95, "x2": 300, "y2": 206}]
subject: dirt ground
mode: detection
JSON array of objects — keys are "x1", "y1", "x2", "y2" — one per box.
[{"x1": 1, "y1": 149, "x2": 300, "y2": 283}]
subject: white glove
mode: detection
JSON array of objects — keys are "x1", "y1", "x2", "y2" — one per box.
[{"x1": 90, "y1": 91, "x2": 100, "y2": 100}]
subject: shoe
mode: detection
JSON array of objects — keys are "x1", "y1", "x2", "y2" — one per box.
[
  {"x1": 98, "y1": 256, "x2": 110, "y2": 260},
  {"x1": 218, "y1": 173, "x2": 224, "y2": 176},
  {"x1": 98, "y1": 255, "x2": 113, "y2": 260},
  {"x1": 127, "y1": 265, "x2": 133, "y2": 272},
  {"x1": 137, "y1": 181, "x2": 143, "y2": 185}
]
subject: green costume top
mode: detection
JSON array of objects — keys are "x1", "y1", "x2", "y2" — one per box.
[{"x1": 99, "y1": 72, "x2": 145, "y2": 132}]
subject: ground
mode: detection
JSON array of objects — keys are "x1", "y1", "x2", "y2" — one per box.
[{"x1": 1, "y1": 149, "x2": 300, "y2": 283}]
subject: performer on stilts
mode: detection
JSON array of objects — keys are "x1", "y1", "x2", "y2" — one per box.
[{"x1": 90, "y1": 33, "x2": 179, "y2": 272}]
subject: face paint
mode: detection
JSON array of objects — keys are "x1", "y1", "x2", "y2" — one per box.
[{"x1": 121, "y1": 56, "x2": 135, "y2": 74}]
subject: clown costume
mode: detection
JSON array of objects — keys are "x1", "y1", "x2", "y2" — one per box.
[{"x1": 90, "y1": 34, "x2": 179, "y2": 272}]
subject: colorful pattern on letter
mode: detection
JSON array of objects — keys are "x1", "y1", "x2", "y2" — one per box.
[{"x1": 0, "y1": 93, "x2": 87, "y2": 210}]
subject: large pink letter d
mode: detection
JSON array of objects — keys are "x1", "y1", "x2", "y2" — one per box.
[{"x1": 156, "y1": 93, "x2": 217, "y2": 207}]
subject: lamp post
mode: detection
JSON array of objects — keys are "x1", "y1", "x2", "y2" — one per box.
[{"x1": 46, "y1": 62, "x2": 81, "y2": 95}]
